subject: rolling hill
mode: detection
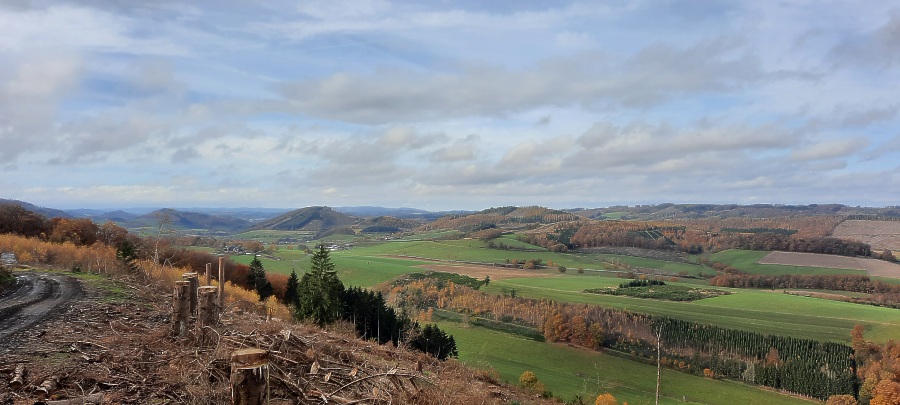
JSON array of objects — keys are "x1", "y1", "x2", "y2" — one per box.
[
  {"x1": 0, "y1": 199, "x2": 71, "y2": 219},
  {"x1": 131, "y1": 208, "x2": 249, "y2": 231},
  {"x1": 252, "y1": 206, "x2": 356, "y2": 232}
]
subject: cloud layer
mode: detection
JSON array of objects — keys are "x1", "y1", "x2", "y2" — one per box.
[{"x1": 1, "y1": 1, "x2": 898, "y2": 210}]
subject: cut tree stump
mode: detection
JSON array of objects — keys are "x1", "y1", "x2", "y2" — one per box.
[
  {"x1": 35, "y1": 376, "x2": 58, "y2": 395},
  {"x1": 197, "y1": 285, "x2": 219, "y2": 345},
  {"x1": 9, "y1": 364, "x2": 26, "y2": 389},
  {"x1": 230, "y1": 348, "x2": 269, "y2": 405},
  {"x1": 172, "y1": 280, "x2": 191, "y2": 337},
  {"x1": 182, "y1": 272, "x2": 199, "y2": 315}
]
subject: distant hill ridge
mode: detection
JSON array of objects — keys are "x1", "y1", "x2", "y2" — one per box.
[
  {"x1": 0, "y1": 199, "x2": 71, "y2": 219},
  {"x1": 252, "y1": 206, "x2": 356, "y2": 231},
  {"x1": 427, "y1": 205, "x2": 581, "y2": 231},
  {"x1": 132, "y1": 208, "x2": 249, "y2": 231}
]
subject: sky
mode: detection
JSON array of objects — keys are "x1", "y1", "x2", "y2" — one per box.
[{"x1": 1, "y1": 0, "x2": 899, "y2": 211}]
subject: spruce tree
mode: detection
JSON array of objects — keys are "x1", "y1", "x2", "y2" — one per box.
[
  {"x1": 296, "y1": 245, "x2": 344, "y2": 327},
  {"x1": 284, "y1": 269, "x2": 300, "y2": 307},
  {"x1": 247, "y1": 256, "x2": 271, "y2": 301}
]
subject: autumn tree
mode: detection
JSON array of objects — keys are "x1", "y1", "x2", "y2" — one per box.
[
  {"x1": 98, "y1": 221, "x2": 128, "y2": 247},
  {"x1": 825, "y1": 395, "x2": 858, "y2": 405},
  {"x1": 49, "y1": 218, "x2": 100, "y2": 246},
  {"x1": 871, "y1": 379, "x2": 900, "y2": 405},
  {"x1": 594, "y1": 392, "x2": 619, "y2": 405},
  {"x1": 519, "y1": 371, "x2": 538, "y2": 389},
  {"x1": 0, "y1": 204, "x2": 49, "y2": 238},
  {"x1": 518, "y1": 370, "x2": 546, "y2": 395}
]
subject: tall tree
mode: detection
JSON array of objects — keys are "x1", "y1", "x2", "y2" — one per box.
[
  {"x1": 284, "y1": 270, "x2": 300, "y2": 307},
  {"x1": 411, "y1": 323, "x2": 457, "y2": 360},
  {"x1": 247, "y1": 256, "x2": 274, "y2": 301},
  {"x1": 295, "y1": 245, "x2": 344, "y2": 327}
]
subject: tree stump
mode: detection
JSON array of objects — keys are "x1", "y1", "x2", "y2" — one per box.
[
  {"x1": 182, "y1": 272, "x2": 199, "y2": 315},
  {"x1": 196, "y1": 285, "x2": 219, "y2": 344},
  {"x1": 230, "y1": 348, "x2": 269, "y2": 405},
  {"x1": 172, "y1": 280, "x2": 191, "y2": 337},
  {"x1": 9, "y1": 364, "x2": 26, "y2": 389}
]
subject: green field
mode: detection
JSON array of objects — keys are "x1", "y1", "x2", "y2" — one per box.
[
  {"x1": 439, "y1": 322, "x2": 815, "y2": 405},
  {"x1": 232, "y1": 239, "x2": 899, "y2": 342},
  {"x1": 230, "y1": 230, "x2": 316, "y2": 243},
  {"x1": 231, "y1": 252, "x2": 434, "y2": 287},
  {"x1": 217, "y1": 236, "x2": 900, "y2": 401},
  {"x1": 709, "y1": 250, "x2": 865, "y2": 276},
  {"x1": 483, "y1": 276, "x2": 900, "y2": 342},
  {"x1": 340, "y1": 240, "x2": 707, "y2": 276}
]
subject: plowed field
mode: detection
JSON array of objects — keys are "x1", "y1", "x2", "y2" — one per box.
[
  {"x1": 758, "y1": 251, "x2": 900, "y2": 279},
  {"x1": 832, "y1": 220, "x2": 900, "y2": 250}
]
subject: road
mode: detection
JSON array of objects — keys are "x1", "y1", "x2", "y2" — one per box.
[{"x1": 0, "y1": 272, "x2": 81, "y2": 341}]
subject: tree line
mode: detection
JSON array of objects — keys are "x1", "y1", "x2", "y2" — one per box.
[
  {"x1": 388, "y1": 277, "x2": 856, "y2": 400},
  {"x1": 511, "y1": 216, "x2": 882, "y2": 260}
]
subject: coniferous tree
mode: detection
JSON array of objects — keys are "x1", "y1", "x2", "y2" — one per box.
[
  {"x1": 411, "y1": 323, "x2": 458, "y2": 360},
  {"x1": 248, "y1": 256, "x2": 264, "y2": 289},
  {"x1": 296, "y1": 245, "x2": 344, "y2": 327},
  {"x1": 284, "y1": 270, "x2": 300, "y2": 307},
  {"x1": 247, "y1": 256, "x2": 273, "y2": 301}
]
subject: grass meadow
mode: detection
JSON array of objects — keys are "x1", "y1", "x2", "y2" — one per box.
[
  {"x1": 708, "y1": 250, "x2": 865, "y2": 276},
  {"x1": 233, "y1": 239, "x2": 899, "y2": 342},
  {"x1": 439, "y1": 321, "x2": 816, "y2": 405}
]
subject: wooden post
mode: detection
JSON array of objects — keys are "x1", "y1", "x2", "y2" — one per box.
[
  {"x1": 183, "y1": 272, "x2": 199, "y2": 315},
  {"x1": 655, "y1": 329, "x2": 662, "y2": 405},
  {"x1": 230, "y1": 348, "x2": 269, "y2": 405},
  {"x1": 205, "y1": 263, "x2": 212, "y2": 286},
  {"x1": 218, "y1": 255, "x2": 225, "y2": 308},
  {"x1": 172, "y1": 280, "x2": 191, "y2": 336}
]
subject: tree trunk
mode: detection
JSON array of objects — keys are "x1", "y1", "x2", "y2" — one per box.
[
  {"x1": 197, "y1": 285, "x2": 219, "y2": 345},
  {"x1": 172, "y1": 280, "x2": 191, "y2": 337},
  {"x1": 35, "y1": 376, "x2": 58, "y2": 395},
  {"x1": 9, "y1": 364, "x2": 26, "y2": 389},
  {"x1": 231, "y1": 348, "x2": 269, "y2": 405},
  {"x1": 183, "y1": 272, "x2": 199, "y2": 315}
]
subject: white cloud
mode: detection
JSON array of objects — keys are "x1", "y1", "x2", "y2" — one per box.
[
  {"x1": 1, "y1": 1, "x2": 899, "y2": 210},
  {"x1": 791, "y1": 138, "x2": 868, "y2": 162}
]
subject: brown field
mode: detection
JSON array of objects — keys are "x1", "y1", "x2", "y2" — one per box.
[
  {"x1": 832, "y1": 220, "x2": 900, "y2": 250},
  {"x1": 416, "y1": 263, "x2": 559, "y2": 280},
  {"x1": 758, "y1": 251, "x2": 900, "y2": 279}
]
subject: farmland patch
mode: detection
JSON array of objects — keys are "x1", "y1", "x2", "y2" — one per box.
[
  {"x1": 832, "y1": 220, "x2": 900, "y2": 250},
  {"x1": 758, "y1": 251, "x2": 900, "y2": 279},
  {"x1": 415, "y1": 263, "x2": 558, "y2": 280}
]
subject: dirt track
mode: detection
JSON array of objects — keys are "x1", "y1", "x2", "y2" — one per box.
[{"x1": 0, "y1": 271, "x2": 82, "y2": 343}]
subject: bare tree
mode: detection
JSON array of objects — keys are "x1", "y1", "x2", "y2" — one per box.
[{"x1": 152, "y1": 210, "x2": 173, "y2": 277}]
